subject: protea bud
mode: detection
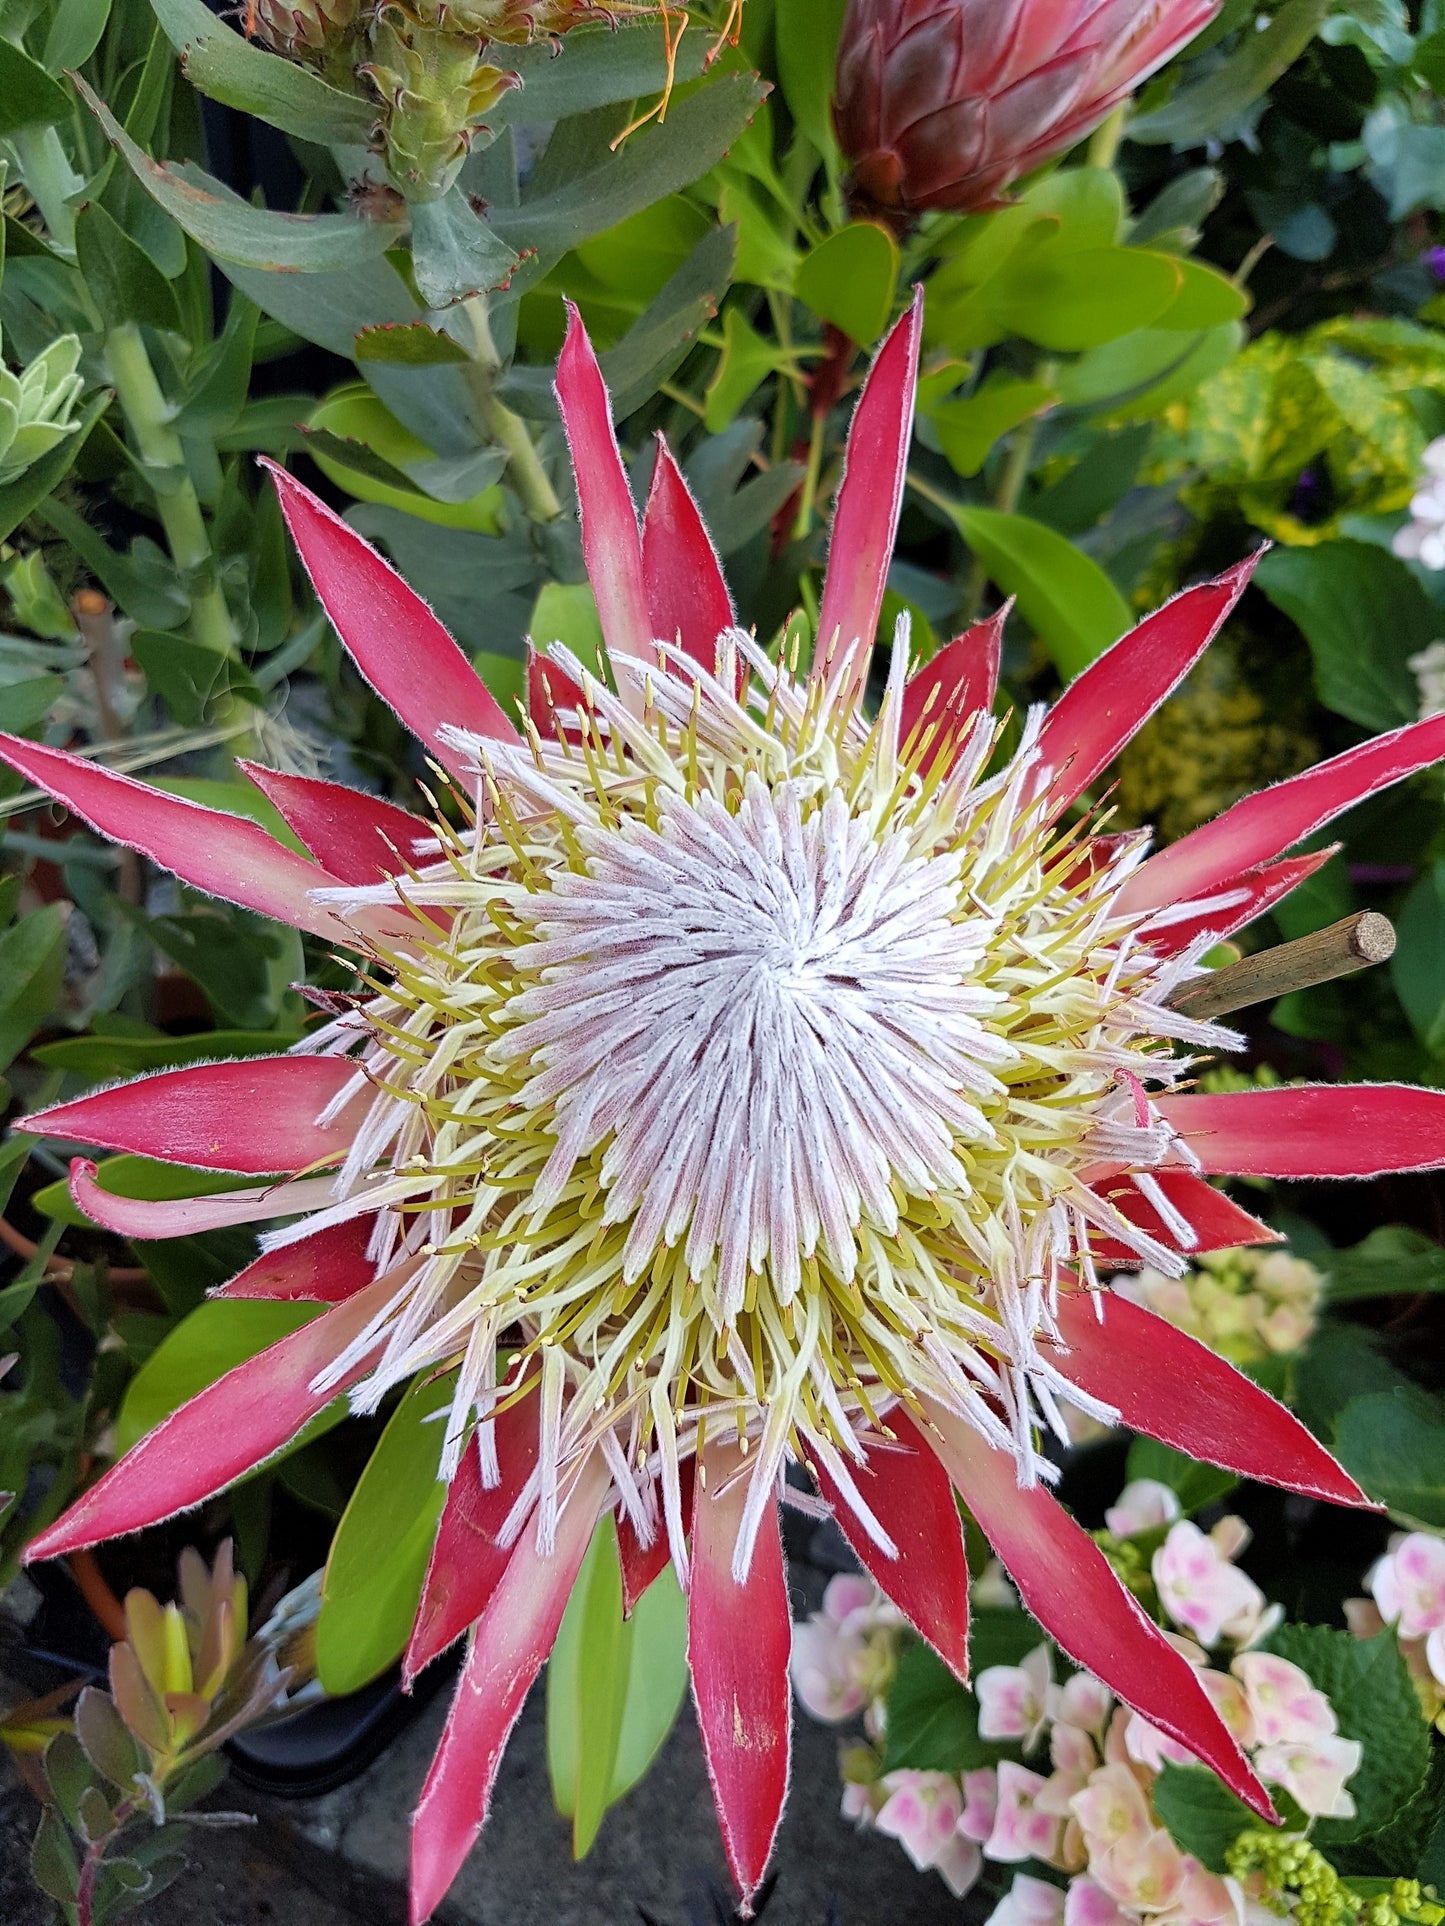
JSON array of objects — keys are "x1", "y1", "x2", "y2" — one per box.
[
  {"x1": 362, "y1": 1, "x2": 520, "y2": 199},
  {"x1": 834, "y1": 0, "x2": 1221, "y2": 220},
  {"x1": 249, "y1": 0, "x2": 365, "y2": 88}
]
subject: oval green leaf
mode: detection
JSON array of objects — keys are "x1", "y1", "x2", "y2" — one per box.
[
  {"x1": 954, "y1": 506, "x2": 1133, "y2": 678},
  {"x1": 795, "y1": 222, "x2": 899, "y2": 348}
]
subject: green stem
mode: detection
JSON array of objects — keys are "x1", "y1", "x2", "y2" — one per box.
[
  {"x1": 791, "y1": 408, "x2": 827, "y2": 543},
  {"x1": 1087, "y1": 104, "x2": 1127, "y2": 171},
  {"x1": 461, "y1": 297, "x2": 561, "y2": 524},
  {"x1": 960, "y1": 410, "x2": 1041, "y2": 624},
  {"x1": 104, "y1": 323, "x2": 235, "y2": 661},
  {"x1": 6, "y1": 126, "x2": 83, "y2": 254}
]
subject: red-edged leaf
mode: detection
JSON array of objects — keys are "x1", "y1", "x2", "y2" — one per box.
[
  {"x1": 618, "y1": 1457, "x2": 693, "y2": 1618},
  {"x1": 404, "y1": 1400, "x2": 540, "y2": 1684},
  {"x1": 1087, "y1": 1170, "x2": 1279, "y2": 1262},
  {"x1": 261, "y1": 460, "x2": 516, "y2": 782},
  {"x1": 1037, "y1": 559, "x2": 1258, "y2": 814},
  {"x1": 0, "y1": 732, "x2": 354, "y2": 942},
  {"x1": 923, "y1": 1401, "x2": 1275, "y2": 1822},
  {"x1": 1158, "y1": 1085, "x2": 1445, "y2": 1178},
  {"x1": 24, "y1": 1277, "x2": 393, "y2": 1561},
  {"x1": 1054, "y1": 1290, "x2": 1372, "y2": 1509},
  {"x1": 67, "y1": 1158, "x2": 336, "y2": 1237},
  {"x1": 1139, "y1": 849, "x2": 1339, "y2": 955},
  {"x1": 25, "y1": 1056, "x2": 359, "y2": 1176},
  {"x1": 555, "y1": 306, "x2": 651, "y2": 695},
  {"x1": 812, "y1": 1410, "x2": 970, "y2": 1681},
  {"x1": 815, "y1": 289, "x2": 924, "y2": 707},
  {"x1": 642, "y1": 437, "x2": 735, "y2": 677},
  {"x1": 239, "y1": 762, "x2": 431, "y2": 887},
  {"x1": 409, "y1": 1452, "x2": 608, "y2": 1925},
  {"x1": 216, "y1": 1217, "x2": 376, "y2": 1302},
  {"x1": 900, "y1": 607, "x2": 1004, "y2": 780},
  {"x1": 1119, "y1": 714, "x2": 1445, "y2": 917},
  {"x1": 689, "y1": 1444, "x2": 791, "y2": 1914}
]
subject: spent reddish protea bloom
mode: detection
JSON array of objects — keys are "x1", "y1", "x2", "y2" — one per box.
[
  {"x1": 9, "y1": 294, "x2": 1443, "y2": 1921},
  {"x1": 834, "y1": 0, "x2": 1221, "y2": 219}
]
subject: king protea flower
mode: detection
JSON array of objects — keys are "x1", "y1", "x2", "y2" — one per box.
[
  {"x1": 10, "y1": 294, "x2": 1443, "y2": 1922},
  {"x1": 835, "y1": 0, "x2": 1221, "y2": 219}
]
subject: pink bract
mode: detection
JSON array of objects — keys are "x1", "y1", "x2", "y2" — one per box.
[{"x1": 10, "y1": 294, "x2": 1439, "y2": 1923}]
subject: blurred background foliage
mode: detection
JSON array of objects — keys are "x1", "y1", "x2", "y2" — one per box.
[{"x1": 3, "y1": 0, "x2": 1445, "y2": 1883}]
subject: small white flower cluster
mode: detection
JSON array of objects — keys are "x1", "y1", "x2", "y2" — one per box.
[
  {"x1": 1393, "y1": 438, "x2": 1445, "y2": 571},
  {"x1": 1346, "y1": 1530, "x2": 1445, "y2": 1730},
  {"x1": 1114, "y1": 1249, "x2": 1322, "y2": 1369},
  {"x1": 792, "y1": 1488, "x2": 1361, "y2": 1915}
]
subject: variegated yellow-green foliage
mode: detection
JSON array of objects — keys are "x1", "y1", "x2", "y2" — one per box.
[
  {"x1": 1154, "y1": 318, "x2": 1445, "y2": 545},
  {"x1": 1115, "y1": 625, "x2": 1317, "y2": 843}
]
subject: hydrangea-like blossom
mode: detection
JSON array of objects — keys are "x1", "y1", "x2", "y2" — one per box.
[{"x1": 10, "y1": 294, "x2": 1441, "y2": 1920}]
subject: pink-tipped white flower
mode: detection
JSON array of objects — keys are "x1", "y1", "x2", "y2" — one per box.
[
  {"x1": 987, "y1": 1761, "x2": 1065, "y2": 1863},
  {"x1": 1369, "y1": 1531, "x2": 1445, "y2": 1640},
  {"x1": 1106, "y1": 1479, "x2": 1183, "y2": 1540},
  {"x1": 1152, "y1": 1521, "x2": 1268, "y2": 1648},
  {"x1": 1252, "y1": 1735, "x2": 1363, "y2": 1821},
  {"x1": 1230, "y1": 1653, "x2": 1334, "y2": 1749},
  {"x1": 990, "y1": 1873, "x2": 1069, "y2": 1926},
  {"x1": 13, "y1": 290, "x2": 1437, "y2": 1920},
  {"x1": 979, "y1": 1642, "x2": 1054, "y2": 1747}
]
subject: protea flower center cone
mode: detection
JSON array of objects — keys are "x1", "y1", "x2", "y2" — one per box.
[
  {"x1": 12, "y1": 292, "x2": 1445, "y2": 1922},
  {"x1": 835, "y1": 0, "x2": 1221, "y2": 219}
]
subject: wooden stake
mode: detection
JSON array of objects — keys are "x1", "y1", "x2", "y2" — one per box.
[{"x1": 1164, "y1": 911, "x2": 1396, "y2": 1022}]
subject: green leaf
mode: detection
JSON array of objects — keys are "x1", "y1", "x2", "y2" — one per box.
[
  {"x1": 116, "y1": 1300, "x2": 323, "y2": 1454},
  {"x1": 1130, "y1": 0, "x2": 1333, "y2": 145},
  {"x1": 0, "y1": 36, "x2": 69, "y2": 136},
  {"x1": 547, "y1": 1527, "x2": 688, "y2": 1851},
  {"x1": 602, "y1": 222, "x2": 737, "y2": 419},
  {"x1": 316, "y1": 1372, "x2": 453, "y2": 1696},
  {"x1": 952, "y1": 506, "x2": 1133, "y2": 678},
  {"x1": 931, "y1": 375, "x2": 1056, "y2": 479},
  {"x1": 989, "y1": 247, "x2": 1183, "y2": 353},
  {"x1": 1331, "y1": 1385, "x2": 1445, "y2": 1530},
  {"x1": 30, "y1": 1806, "x2": 80, "y2": 1905},
  {"x1": 493, "y1": 75, "x2": 767, "y2": 273},
  {"x1": 0, "y1": 392, "x2": 107, "y2": 546},
  {"x1": 75, "y1": 200, "x2": 182, "y2": 334},
  {"x1": 76, "y1": 76, "x2": 404, "y2": 272},
  {"x1": 32, "y1": 1028, "x2": 301, "y2": 1079},
  {"x1": 530, "y1": 580, "x2": 604, "y2": 661},
  {"x1": 1254, "y1": 542, "x2": 1429, "y2": 733},
  {"x1": 704, "y1": 306, "x2": 789, "y2": 434},
  {"x1": 490, "y1": 21, "x2": 709, "y2": 127},
  {"x1": 409, "y1": 188, "x2": 519, "y2": 310},
  {"x1": 1153, "y1": 1764, "x2": 1256, "y2": 1872},
  {"x1": 44, "y1": 1731, "x2": 93, "y2": 1832},
  {"x1": 221, "y1": 255, "x2": 420, "y2": 359},
  {"x1": 775, "y1": 0, "x2": 848, "y2": 157},
  {"x1": 354, "y1": 323, "x2": 472, "y2": 368},
  {"x1": 1156, "y1": 258, "x2": 1250, "y2": 330},
  {"x1": 147, "y1": 0, "x2": 376, "y2": 145},
  {"x1": 1054, "y1": 323, "x2": 1243, "y2": 418},
  {"x1": 1125, "y1": 1436, "x2": 1240, "y2": 1514},
  {"x1": 795, "y1": 223, "x2": 899, "y2": 348},
  {"x1": 43, "y1": 0, "x2": 114, "y2": 72},
  {"x1": 75, "y1": 1687, "x2": 144, "y2": 1793},
  {"x1": 0, "y1": 676, "x2": 66, "y2": 734},
  {"x1": 1393, "y1": 864, "x2": 1445, "y2": 1056},
  {"x1": 1321, "y1": 1225, "x2": 1445, "y2": 1301},
  {"x1": 882, "y1": 1638, "x2": 992, "y2": 1774},
  {"x1": 0, "y1": 904, "x2": 67, "y2": 1074},
  {"x1": 131, "y1": 628, "x2": 259, "y2": 728},
  {"x1": 1264, "y1": 1626, "x2": 1431, "y2": 1846}
]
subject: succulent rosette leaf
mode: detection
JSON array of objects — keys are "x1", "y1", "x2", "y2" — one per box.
[
  {"x1": 835, "y1": 0, "x2": 1222, "y2": 218},
  {"x1": 13, "y1": 291, "x2": 1445, "y2": 1922}
]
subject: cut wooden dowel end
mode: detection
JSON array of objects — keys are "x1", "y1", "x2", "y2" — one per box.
[{"x1": 1164, "y1": 911, "x2": 1397, "y2": 1022}]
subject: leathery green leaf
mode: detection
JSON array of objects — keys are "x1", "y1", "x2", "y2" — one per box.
[
  {"x1": 795, "y1": 222, "x2": 899, "y2": 348},
  {"x1": 548, "y1": 1518, "x2": 688, "y2": 1854},
  {"x1": 315, "y1": 1373, "x2": 454, "y2": 1696},
  {"x1": 117, "y1": 1300, "x2": 323, "y2": 1453},
  {"x1": 148, "y1": 0, "x2": 376, "y2": 145},
  {"x1": 953, "y1": 506, "x2": 1133, "y2": 679}
]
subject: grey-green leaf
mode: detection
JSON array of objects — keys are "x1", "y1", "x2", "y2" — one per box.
[
  {"x1": 147, "y1": 0, "x2": 376, "y2": 145},
  {"x1": 1129, "y1": 0, "x2": 1331, "y2": 146}
]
